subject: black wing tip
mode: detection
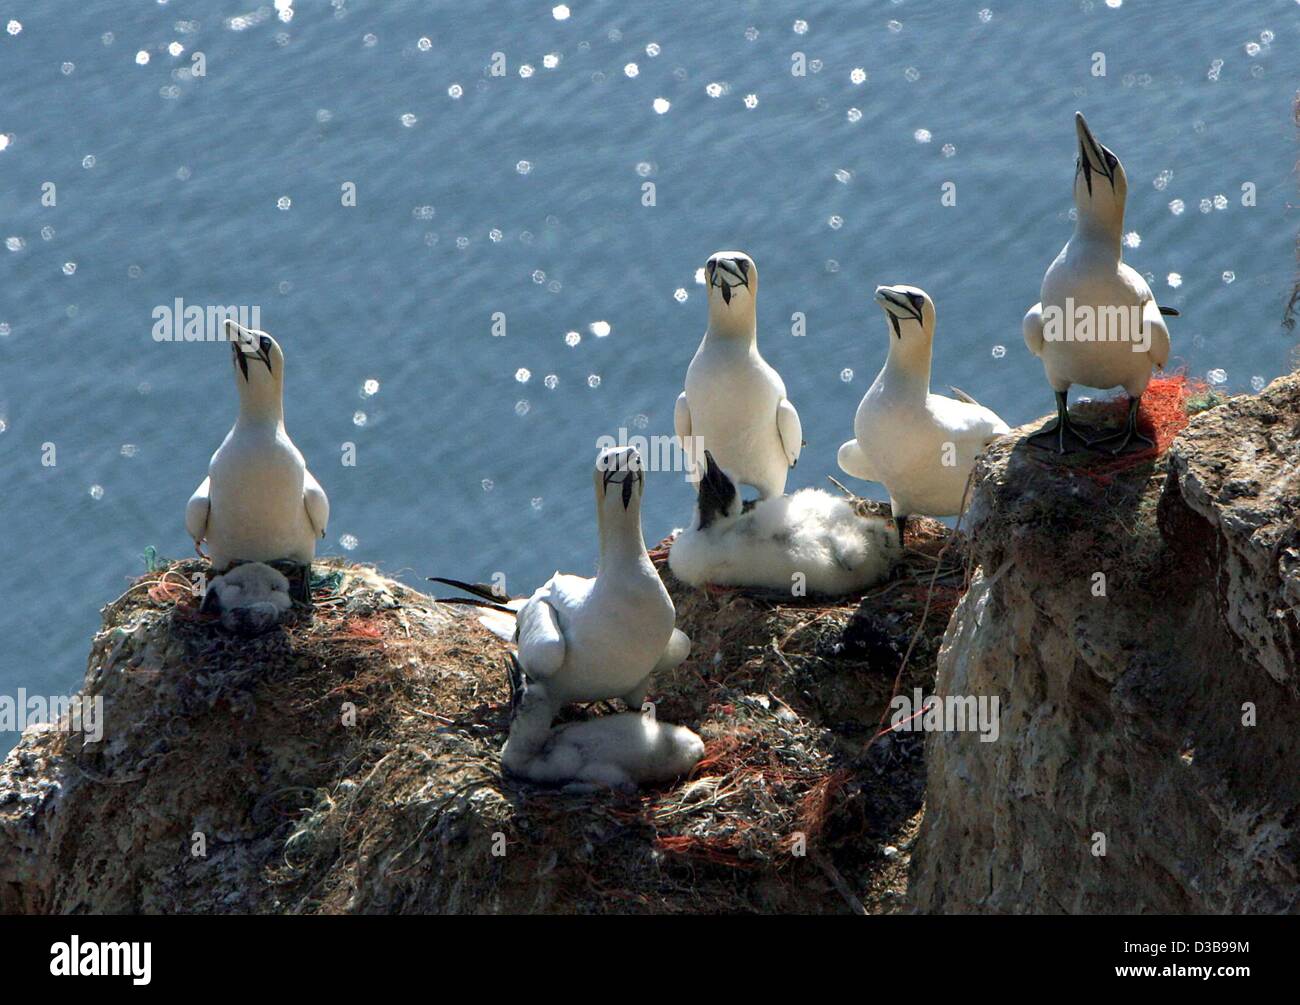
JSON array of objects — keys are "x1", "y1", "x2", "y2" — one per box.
[
  {"x1": 427, "y1": 576, "x2": 515, "y2": 612},
  {"x1": 1158, "y1": 305, "x2": 1180, "y2": 317},
  {"x1": 427, "y1": 576, "x2": 500, "y2": 599},
  {"x1": 505, "y1": 653, "x2": 525, "y2": 714}
]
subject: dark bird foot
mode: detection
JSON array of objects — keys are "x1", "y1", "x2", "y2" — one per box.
[
  {"x1": 1084, "y1": 425, "x2": 1155, "y2": 455},
  {"x1": 1025, "y1": 416, "x2": 1093, "y2": 455},
  {"x1": 1083, "y1": 395, "x2": 1152, "y2": 455}
]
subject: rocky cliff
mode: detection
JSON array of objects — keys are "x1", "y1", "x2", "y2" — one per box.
[
  {"x1": 5, "y1": 373, "x2": 1296, "y2": 915},
  {"x1": 910, "y1": 372, "x2": 1300, "y2": 913}
]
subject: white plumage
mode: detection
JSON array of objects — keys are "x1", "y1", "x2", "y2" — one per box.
[
  {"x1": 433, "y1": 447, "x2": 700, "y2": 787},
  {"x1": 507, "y1": 712, "x2": 705, "y2": 790},
  {"x1": 838, "y1": 285, "x2": 1008, "y2": 537},
  {"x1": 675, "y1": 251, "x2": 802, "y2": 500},
  {"x1": 1023, "y1": 112, "x2": 1173, "y2": 454},
  {"x1": 186, "y1": 320, "x2": 328, "y2": 574},
  {"x1": 670, "y1": 452, "x2": 899, "y2": 597},
  {"x1": 202, "y1": 561, "x2": 292, "y2": 634}
]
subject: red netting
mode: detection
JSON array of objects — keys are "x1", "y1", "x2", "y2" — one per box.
[{"x1": 1062, "y1": 372, "x2": 1208, "y2": 486}]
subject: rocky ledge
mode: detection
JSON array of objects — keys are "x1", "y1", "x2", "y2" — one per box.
[
  {"x1": 5, "y1": 372, "x2": 1295, "y2": 915},
  {"x1": 0, "y1": 523, "x2": 959, "y2": 914},
  {"x1": 910, "y1": 371, "x2": 1300, "y2": 913}
]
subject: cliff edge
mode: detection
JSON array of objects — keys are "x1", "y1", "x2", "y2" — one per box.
[
  {"x1": 910, "y1": 372, "x2": 1300, "y2": 913},
  {"x1": 0, "y1": 526, "x2": 958, "y2": 914}
]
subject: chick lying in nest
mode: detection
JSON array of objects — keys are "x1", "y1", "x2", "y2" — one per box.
[
  {"x1": 201, "y1": 562, "x2": 293, "y2": 635},
  {"x1": 669, "y1": 452, "x2": 901, "y2": 597}
]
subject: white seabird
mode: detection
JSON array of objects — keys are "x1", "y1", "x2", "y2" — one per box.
[
  {"x1": 837, "y1": 285, "x2": 1009, "y2": 544},
  {"x1": 1023, "y1": 111, "x2": 1176, "y2": 454},
  {"x1": 185, "y1": 319, "x2": 329, "y2": 599},
  {"x1": 669, "y1": 451, "x2": 899, "y2": 597},
  {"x1": 431, "y1": 446, "x2": 700, "y2": 787},
  {"x1": 675, "y1": 251, "x2": 802, "y2": 499}
]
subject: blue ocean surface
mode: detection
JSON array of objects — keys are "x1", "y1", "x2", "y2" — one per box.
[{"x1": 1, "y1": 0, "x2": 1296, "y2": 750}]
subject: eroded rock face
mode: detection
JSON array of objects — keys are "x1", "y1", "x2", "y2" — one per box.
[{"x1": 910, "y1": 373, "x2": 1300, "y2": 914}]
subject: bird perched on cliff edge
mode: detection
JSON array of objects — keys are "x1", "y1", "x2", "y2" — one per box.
[
  {"x1": 675, "y1": 251, "x2": 803, "y2": 499},
  {"x1": 430, "y1": 446, "x2": 700, "y2": 786},
  {"x1": 838, "y1": 285, "x2": 1009, "y2": 546},
  {"x1": 186, "y1": 319, "x2": 329, "y2": 602},
  {"x1": 1023, "y1": 111, "x2": 1176, "y2": 454}
]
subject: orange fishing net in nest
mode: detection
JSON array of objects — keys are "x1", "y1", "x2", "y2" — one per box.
[
  {"x1": 1067, "y1": 372, "x2": 1207, "y2": 485},
  {"x1": 339, "y1": 616, "x2": 386, "y2": 640},
  {"x1": 788, "y1": 768, "x2": 851, "y2": 845}
]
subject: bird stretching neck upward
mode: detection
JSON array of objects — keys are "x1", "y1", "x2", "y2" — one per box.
[
  {"x1": 594, "y1": 446, "x2": 652, "y2": 574},
  {"x1": 1072, "y1": 110, "x2": 1126, "y2": 248},
  {"x1": 228, "y1": 318, "x2": 285, "y2": 426},
  {"x1": 1023, "y1": 112, "x2": 1172, "y2": 456}
]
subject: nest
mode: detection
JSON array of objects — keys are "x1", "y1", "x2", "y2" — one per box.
[{"x1": 31, "y1": 499, "x2": 965, "y2": 915}]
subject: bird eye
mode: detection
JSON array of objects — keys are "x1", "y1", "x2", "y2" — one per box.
[
  {"x1": 908, "y1": 293, "x2": 924, "y2": 311},
  {"x1": 1104, "y1": 151, "x2": 1118, "y2": 170},
  {"x1": 259, "y1": 336, "x2": 270, "y2": 352}
]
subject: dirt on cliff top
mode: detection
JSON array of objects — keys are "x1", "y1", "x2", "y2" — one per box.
[{"x1": 1, "y1": 512, "x2": 963, "y2": 915}]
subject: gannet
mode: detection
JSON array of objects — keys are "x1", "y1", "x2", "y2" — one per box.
[
  {"x1": 1023, "y1": 111, "x2": 1175, "y2": 454},
  {"x1": 669, "y1": 451, "x2": 899, "y2": 596},
  {"x1": 498, "y1": 661, "x2": 703, "y2": 790},
  {"x1": 185, "y1": 319, "x2": 329, "y2": 600},
  {"x1": 431, "y1": 446, "x2": 698, "y2": 785},
  {"x1": 200, "y1": 561, "x2": 292, "y2": 635},
  {"x1": 837, "y1": 285, "x2": 1009, "y2": 545},
  {"x1": 675, "y1": 251, "x2": 802, "y2": 499}
]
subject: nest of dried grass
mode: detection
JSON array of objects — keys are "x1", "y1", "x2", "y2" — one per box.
[{"x1": 41, "y1": 502, "x2": 965, "y2": 915}]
